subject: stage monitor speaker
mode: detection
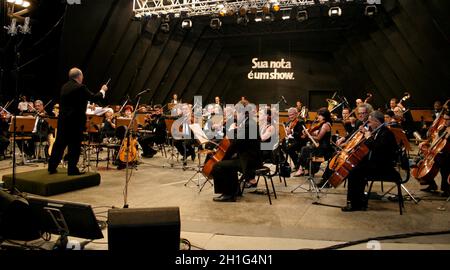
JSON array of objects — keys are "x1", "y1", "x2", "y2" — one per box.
[
  {"x1": 107, "y1": 207, "x2": 180, "y2": 251},
  {"x1": 0, "y1": 190, "x2": 40, "y2": 241}
]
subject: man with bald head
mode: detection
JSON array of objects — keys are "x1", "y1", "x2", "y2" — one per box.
[{"x1": 48, "y1": 67, "x2": 108, "y2": 175}]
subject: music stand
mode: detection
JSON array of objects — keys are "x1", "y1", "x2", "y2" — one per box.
[
  {"x1": 162, "y1": 118, "x2": 182, "y2": 168},
  {"x1": 8, "y1": 116, "x2": 35, "y2": 166},
  {"x1": 115, "y1": 117, "x2": 139, "y2": 131},
  {"x1": 290, "y1": 148, "x2": 322, "y2": 201},
  {"x1": 82, "y1": 115, "x2": 104, "y2": 172},
  {"x1": 183, "y1": 123, "x2": 214, "y2": 192},
  {"x1": 26, "y1": 196, "x2": 104, "y2": 250}
]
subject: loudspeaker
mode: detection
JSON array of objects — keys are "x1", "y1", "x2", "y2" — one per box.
[
  {"x1": 107, "y1": 207, "x2": 180, "y2": 251},
  {"x1": 0, "y1": 190, "x2": 39, "y2": 241}
]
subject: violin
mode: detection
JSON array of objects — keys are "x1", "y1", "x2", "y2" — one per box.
[{"x1": 301, "y1": 119, "x2": 325, "y2": 139}]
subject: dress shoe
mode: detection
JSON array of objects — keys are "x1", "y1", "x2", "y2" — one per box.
[
  {"x1": 420, "y1": 184, "x2": 438, "y2": 192},
  {"x1": 441, "y1": 191, "x2": 450, "y2": 198},
  {"x1": 341, "y1": 205, "x2": 367, "y2": 212},
  {"x1": 213, "y1": 194, "x2": 236, "y2": 202},
  {"x1": 68, "y1": 168, "x2": 85, "y2": 176},
  {"x1": 293, "y1": 169, "x2": 304, "y2": 177},
  {"x1": 245, "y1": 182, "x2": 258, "y2": 188},
  {"x1": 48, "y1": 168, "x2": 58, "y2": 175}
]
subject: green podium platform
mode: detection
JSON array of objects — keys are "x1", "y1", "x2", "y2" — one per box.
[{"x1": 2, "y1": 169, "x2": 101, "y2": 196}]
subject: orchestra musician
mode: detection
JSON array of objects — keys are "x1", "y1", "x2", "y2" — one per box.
[
  {"x1": 18, "y1": 95, "x2": 31, "y2": 115},
  {"x1": 101, "y1": 108, "x2": 116, "y2": 139},
  {"x1": 284, "y1": 107, "x2": 305, "y2": 170},
  {"x1": 30, "y1": 100, "x2": 51, "y2": 159},
  {"x1": 123, "y1": 105, "x2": 133, "y2": 118},
  {"x1": 432, "y1": 100, "x2": 443, "y2": 120},
  {"x1": 293, "y1": 107, "x2": 333, "y2": 177},
  {"x1": 335, "y1": 104, "x2": 372, "y2": 148},
  {"x1": 295, "y1": 100, "x2": 308, "y2": 121},
  {"x1": 214, "y1": 96, "x2": 223, "y2": 107},
  {"x1": 138, "y1": 104, "x2": 167, "y2": 158},
  {"x1": 171, "y1": 93, "x2": 180, "y2": 105},
  {"x1": 0, "y1": 108, "x2": 10, "y2": 159},
  {"x1": 342, "y1": 110, "x2": 398, "y2": 212},
  {"x1": 419, "y1": 110, "x2": 450, "y2": 197},
  {"x1": 173, "y1": 103, "x2": 196, "y2": 165},
  {"x1": 48, "y1": 67, "x2": 108, "y2": 175},
  {"x1": 52, "y1": 103, "x2": 60, "y2": 117},
  {"x1": 211, "y1": 106, "x2": 261, "y2": 202}
]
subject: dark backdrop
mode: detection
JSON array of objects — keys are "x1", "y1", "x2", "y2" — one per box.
[{"x1": 1, "y1": 0, "x2": 449, "y2": 111}]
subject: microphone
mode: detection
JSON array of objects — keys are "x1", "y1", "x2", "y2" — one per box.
[
  {"x1": 281, "y1": 96, "x2": 288, "y2": 105},
  {"x1": 136, "y1": 89, "x2": 150, "y2": 97}
]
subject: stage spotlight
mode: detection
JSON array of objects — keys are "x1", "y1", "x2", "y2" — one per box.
[
  {"x1": 22, "y1": 1, "x2": 30, "y2": 7},
  {"x1": 162, "y1": 14, "x2": 170, "y2": 23},
  {"x1": 181, "y1": 19, "x2": 192, "y2": 29},
  {"x1": 160, "y1": 23, "x2": 170, "y2": 33},
  {"x1": 210, "y1": 18, "x2": 222, "y2": 29},
  {"x1": 272, "y1": 2, "x2": 280, "y2": 12},
  {"x1": 281, "y1": 9, "x2": 290, "y2": 20},
  {"x1": 237, "y1": 15, "x2": 249, "y2": 26},
  {"x1": 217, "y1": 4, "x2": 226, "y2": 17},
  {"x1": 226, "y1": 7, "x2": 235, "y2": 16},
  {"x1": 262, "y1": 3, "x2": 270, "y2": 14},
  {"x1": 239, "y1": 5, "x2": 248, "y2": 16},
  {"x1": 364, "y1": 5, "x2": 377, "y2": 17},
  {"x1": 296, "y1": 10, "x2": 308, "y2": 22},
  {"x1": 15, "y1": 0, "x2": 23, "y2": 5},
  {"x1": 249, "y1": 4, "x2": 257, "y2": 14},
  {"x1": 328, "y1": 6, "x2": 342, "y2": 17},
  {"x1": 254, "y1": 11, "x2": 263, "y2": 22},
  {"x1": 263, "y1": 13, "x2": 274, "y2": 22},
  {"x1": 7, "y1": 0, "x2": 15, "y2": 3}
]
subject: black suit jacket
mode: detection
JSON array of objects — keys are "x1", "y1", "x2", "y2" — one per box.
[
  {"x1": 59, "y1": 79, "x2": 104, "y2": 133},
  {"x1": 364, "y1": 125, "x2": 398, "y2": 169}
]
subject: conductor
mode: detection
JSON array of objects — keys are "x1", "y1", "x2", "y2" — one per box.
[{"x1": 48, "y1": 67, "x2": 108, "y2": 175}]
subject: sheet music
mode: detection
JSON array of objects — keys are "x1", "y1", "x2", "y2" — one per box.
[{"x1": 189, "y1": 123, "x2": 209, "y2": 144}]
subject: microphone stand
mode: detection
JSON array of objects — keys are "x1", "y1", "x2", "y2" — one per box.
[{"x1": 120, "y1": 93, "x2": 142, "y2": 208}]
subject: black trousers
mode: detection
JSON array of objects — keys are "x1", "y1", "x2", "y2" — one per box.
[
  {"x1": 212, "y1": 159, "x2": 241, "y2": 196},
  {"x1": 48, "y1": 125, "x2": 82, "y2": 172},
  {"x1": 174, "y1": 139, "x2": 194, "y2": 160},
  {"x1": 347, "y1": 162, "x2": 399, "y2": 207}
]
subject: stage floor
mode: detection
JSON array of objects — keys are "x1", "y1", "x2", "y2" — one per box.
[{"x1": 1, "y1": 145, "x2": 449, "y2": 250}]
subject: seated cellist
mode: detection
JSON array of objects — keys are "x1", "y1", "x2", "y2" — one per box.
[
  {"x1": 419, "y1": 110, "x2": 450, "y2": 197},
  {"x1": 342, "y1": 111, "x2": 398, "y2": 212},
  {"x1": 211, "y1": 103, "x2": 261, "y2": 202}
]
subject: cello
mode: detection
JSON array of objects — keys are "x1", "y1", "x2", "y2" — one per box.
[
  {"x1": 411, "y1": 127, "x2": 449, "y2": 184},
  {"x1": 202, "y1": 137, "x2": 231, "y2": 179},
  {"x1": 426, "y1": 99, "x2": 449, "y2": 141},
  {"x1": 328, "y1": 122, "x2": 385, "y2": 188}
]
